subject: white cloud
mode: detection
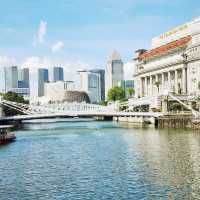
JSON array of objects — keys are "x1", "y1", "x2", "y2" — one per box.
[
  {"x1": 51, "y1": 41, "x2": 64, "y2": 52},
  {"x1": 21, "y1": 56, "x2": 52, "y2": 69},
  {"x1": 33, "y1": 20, "x2": 47, "y2": 46}
]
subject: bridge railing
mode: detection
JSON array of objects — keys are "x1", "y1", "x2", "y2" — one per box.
[{"x1": 28, "y1": 102, "x2": 114, "y2": 115}]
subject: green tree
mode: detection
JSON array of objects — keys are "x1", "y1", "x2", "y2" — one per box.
[
  {"x1": 2, "y1": 92, "x2": 29, "y2": 116},
  {"x1": 155, "y1": 81, "x2": 161, "y2": 93},
  {"x1": 127, "y1": 88, "x2": 135, "y2": 98},
  {"x1": 198, "y1": 81, "x2": 200, "y2": 91},
  {"x1": 169, "y1": 102, "x2": 183, "y2": 112},
  {"x1": 107, "y1": 87, "x2": 125, "y2": 101},
  {"x1": 99, "y1": 100, "x2": 108, "y2": 106}
]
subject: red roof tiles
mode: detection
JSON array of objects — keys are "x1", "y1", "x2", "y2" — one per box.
[{"x1": 139, "y1": 36, "x2": 192, "y2": 60}]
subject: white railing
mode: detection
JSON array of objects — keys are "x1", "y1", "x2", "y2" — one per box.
[
  {"x1": 0, "y1": 99, "x2": 114, "y2": 116},
  {"x1": 0, "y1": 98, "x2": 164, "y2": 120}
]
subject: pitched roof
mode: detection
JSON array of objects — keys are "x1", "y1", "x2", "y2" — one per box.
[{"x1": 139, "y1": 36, "x2": 192, "y2": 60}]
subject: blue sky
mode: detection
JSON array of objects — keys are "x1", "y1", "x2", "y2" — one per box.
[{"x1": 0, "y1": 0, "x2": 200, "y2": 83}]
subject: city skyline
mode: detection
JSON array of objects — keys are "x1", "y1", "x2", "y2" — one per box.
[{"x1": 0, "y1": 1, "x2": 199, "y2": 84}]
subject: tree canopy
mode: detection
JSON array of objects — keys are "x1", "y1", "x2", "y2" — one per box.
[
  {"x1": 107, "y1": 87, "x2": 125, "y2": 101},
  {"x1": 1, "y1": 92, "x2": 29, "y2": 116},
  {"x1": 127, "y1": 88, "x2": 135, "y2": 97}
]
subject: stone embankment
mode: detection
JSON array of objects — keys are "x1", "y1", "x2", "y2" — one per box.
[
  {"x1": 158, "y1": 114, "x2": 200, "y2": 130},
  {"x1": 113, "y1": 116, "x2": 155, "y2": 125},
  {"x1": 112, "y1": 113, "x2": 200, "y2": 130}
]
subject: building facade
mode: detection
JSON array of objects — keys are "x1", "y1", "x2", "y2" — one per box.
[
  {"x1": 90, "y1": 69, "x2": 105, "y2": 101},
  {"x1": 38, "y1": 68, "x2": 49, "y2": 97},
  {"x1": 106, "y1": 51, "x2": 124, "y2": 98},
  {"x1": 134, "y1": 17, "x2": 200, "y2": 100},
  {"x1": 53, "y1": 67, "x2": 64, "y2": 82},
  {"x1": 18, "y1": 68, "x2": 29, "y2": 88},
  {"x1": 44, "y1": 81, "x2": 75, "y2": 101},
  {"x1": 78, "y1": 70, "x2": 101, "y2": 103},
  {"x1": 3, "y1": 66, "x2": 30, "y2": 96},
  {"x1": 17, "y1": 68, "x2": 30, "y2": 96},
  {"x1": 4, "y1": 66, "x2": 18, "y2": 93}
]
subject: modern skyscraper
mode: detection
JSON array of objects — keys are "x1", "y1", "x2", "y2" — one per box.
[
  {"x1": 4, "y1": 66, "x2": 18, "y2": 92},
  {"x1": 106, "y1": 51, "x2": 124, "y2": 99},
  {"x1": 78, "y1": 70, "x2": 101, "y2": 103},
  {"x1": 90, "y1": 69, "x2": 105, "y2": 101},
  {"x1": 38, "y1": 68, "x2": 49, "y2": 97},
  {"x1": 53, "y1": 67, "x2": 64, "y2": 82},
  {"x1": 18, "y1": 68, "x2": 29, "y2": 88}
]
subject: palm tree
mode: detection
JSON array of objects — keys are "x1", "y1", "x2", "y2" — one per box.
[
  {"x1": 155, "y1": 81, "x2": 161, "y2": 94},
  {"x1": 127, "y1": 88, "x2": 135, "y2": 98}
]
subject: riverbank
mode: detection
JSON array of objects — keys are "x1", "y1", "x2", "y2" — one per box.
[{"x1": 112, "y1": 113, "x2": 200, "y2": 130}]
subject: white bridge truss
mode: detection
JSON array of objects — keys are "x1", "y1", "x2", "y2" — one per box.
[
  {"x1": 0, "y1": 99, "x2": 113, "y2": 116},
  {"x1": 0, "y1": 98, "x2": 163, "y2": 121},
  {"x1": 1, "y1": 92, "x2": 199, "y2": 121}
]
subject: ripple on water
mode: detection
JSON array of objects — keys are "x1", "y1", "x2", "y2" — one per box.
[{"x1": 0, "y1": 121, "x2": 200, "y2": 199}]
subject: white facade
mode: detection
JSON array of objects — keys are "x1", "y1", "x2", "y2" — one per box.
[
  {"x1": 134, "y1": 17, "x2": 200, "y2": 99},
  {"x1": 78, "y1": 70, "x2": 101, "y2": 103},
  {"x1": 106, "y1": 51, "x2": 124, "y2": 98},
  {"x1": 152, "y1": 17, "x2": 200, "y2": 49},
  {"x1": 44, "y1": 81, "x2": 75, "y2": 101}
]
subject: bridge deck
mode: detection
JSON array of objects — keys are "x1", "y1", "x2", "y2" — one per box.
[{"x1": 0, "y1": 112, "x2": 163, "y2": 122}]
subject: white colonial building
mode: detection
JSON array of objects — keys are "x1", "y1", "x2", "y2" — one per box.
[{"x1": 132, "y1": 17, "x2": 200, "y2": 111}]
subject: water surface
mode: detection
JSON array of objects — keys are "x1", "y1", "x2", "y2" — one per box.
[{"x1": 1, "y1": 120, "x2": 200, "y2": 199}]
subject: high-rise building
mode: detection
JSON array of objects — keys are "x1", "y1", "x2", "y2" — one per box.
[
  {"x1": 4, "y1": 66, "x2": 18, "y2": 93},
  {"x1": 53, "y1": 67, "x2": 64, "y2": 82},
  {"x1": 106, "y1": 51, "x2": 124, "y2": 99},
  {"x1": 38, "y1": 68, "x2": 49, "y2": 97},
  {"x1": 78, "y1": 70, "x2": 101, "y2": 103},
  {"x1": 90, "y1": 69, "x2": 105, "y2": 101},
  {"x1": 18, "y1": 68, "x2": 29, "y2": 88}
]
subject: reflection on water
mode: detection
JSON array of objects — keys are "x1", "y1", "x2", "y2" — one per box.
[{"x1": 0, "y1": 120, "x2": 200, "y2": 199}]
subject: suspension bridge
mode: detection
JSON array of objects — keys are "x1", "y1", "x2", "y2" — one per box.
[
  {"x1": 1, "y1": 91, "x2": 198, "y2": 124},
  {"x1": 0, "y1": 98, "x2": 163, "y2": 123}
]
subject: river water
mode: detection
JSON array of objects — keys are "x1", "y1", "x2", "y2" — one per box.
[{"x1": 1, "y1": 119, "x2": 200, "y2": 199}]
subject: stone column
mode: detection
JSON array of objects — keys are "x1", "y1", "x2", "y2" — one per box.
[
  {"x1": 162, "y1": 73, "x2": 165, "y2": 93},
  {"x1": 175, "y1": 70, "x2": 178, "y2": 94},
  {"x1": 182, "y1": 68, "x2": 186, "y2": 94},
  {"x1": 155, "y1": 74, "x2": 159, "y2": 95},
  {"x1": 162, "y1": 97, "x2": 168, "y2": 113},
  {"x1": 156, "y1": 74, "x2": 158, "y2": 82},
  {"x1": 140, "y1": 78, "x2": 143, "y2": 97},
  {"x1": 168, "y1": 71, "x2": 170, "y2": 93},
  {"x1": 150, "y1": 76, "x2": 153, "y2": 97},
  {"x1": 186, "y1": 67, "x2": 190, "y2": 95},
  {"x1": 145, "y1": 77, "x2": 149, "y2": 96}
]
